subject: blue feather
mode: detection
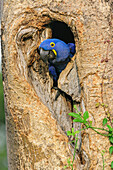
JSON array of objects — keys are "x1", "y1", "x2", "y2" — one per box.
[
  {"x1": 39, "y1": 38, "x2": 75, "y2": 86},
  {"x1": 68, "y1": 43, "x2": 76, "y2": 55}
]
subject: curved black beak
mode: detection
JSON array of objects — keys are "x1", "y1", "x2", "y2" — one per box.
[
  {"x1": 39, "y1": 48, "x2": 49, "y2": 63},
  {"x1": 39, "y1": 48, "x2": 56, "y2": 64}
]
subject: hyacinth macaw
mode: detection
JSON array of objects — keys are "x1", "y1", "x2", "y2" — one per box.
[{"x1": 39, "y1": 38, "x2": 75, "y2": 86}]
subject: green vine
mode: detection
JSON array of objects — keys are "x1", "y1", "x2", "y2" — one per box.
[
  {"x1": 65, "y1": 105, "x2": 113, "y2": 169},
  {"x1": 101, "y1": 150, "x2": 105, "y2": 170}
]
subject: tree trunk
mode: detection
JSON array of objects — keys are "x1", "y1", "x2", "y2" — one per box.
[{"x1": 2, "y1": 0, "x2": 113, "y2": 169}]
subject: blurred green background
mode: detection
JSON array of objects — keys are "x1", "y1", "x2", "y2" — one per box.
[
  {"x1": 1, "y1": 1, "x2": 8, "y2": 169},
  {"x1": 0, "y1": 72, "x2": 8, "y2": 170}
]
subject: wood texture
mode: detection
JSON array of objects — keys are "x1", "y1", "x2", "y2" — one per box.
[{"x1": 2, "y1": 0, "x2": 113, "y2": 169}]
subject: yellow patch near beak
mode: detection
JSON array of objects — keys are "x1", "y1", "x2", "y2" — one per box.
[{"x1": 52, "y1": 49, "x2": 57, "y2": 56}]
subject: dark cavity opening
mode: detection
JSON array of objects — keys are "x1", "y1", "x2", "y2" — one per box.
[
  {"x1": 47, "y1": 21, "x2": 75, "y2": 44},
  {"x1": 22, "y1": 36, "x2": 33, "y2": 42}
]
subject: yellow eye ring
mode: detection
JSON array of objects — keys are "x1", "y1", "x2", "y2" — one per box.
[{"x1": 50, "y1": 42, "x2": 55, "y2": 47}]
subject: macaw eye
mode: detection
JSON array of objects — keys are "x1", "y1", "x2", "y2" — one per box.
[{"x1": 50, "y1": 42, "x2": 55, "y2": 47}]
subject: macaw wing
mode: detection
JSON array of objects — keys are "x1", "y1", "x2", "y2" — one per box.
[{"x1": 51, "y1": 57, "x2": 70, "y2": 74}]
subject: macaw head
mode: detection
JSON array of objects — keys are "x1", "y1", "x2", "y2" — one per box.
[
  {"x1": 39, "y1": 39, "x2": 56, "y2": 63},
  {"x1": 39, "y1": 38, "x2": 71, "y2": 63}
]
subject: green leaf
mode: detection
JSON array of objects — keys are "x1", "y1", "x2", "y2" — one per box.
[
  {"x1": 107, "y1": 125, "x2": 113, "y2": 132},
  {"x1": 109, "y1": 137, "x2": 113, "y2": 144},
  {"x1": 83, "y1": 111, "x2": 89, "y2": 120},
  {"x1": 103, "y1": 118, "x2": 107, "y2": 126},
  {"x1": 102, "y1": 150, "x2": 106, "y2": 153},
  {"x1": 68, "y1": 112, "x2": 82, "y2": 119},
  {"x1": 109, "y1": 133, "x2": 113, "y2": 137},
  {"x1": 109, "y1": 146, "x2": 113, "y2": 155},
  {"x1": 78, "y1": 112, "x2": 82, "y2": 115},
  {"x1": 71, "y1": 128, "x2": 75, "y2": 136},
  {"x1": 73, "y1": 119, "x2": 84, "y2": 123},
  {"x1": 101, "y1": 103, "x2": 105, "y2": 106},
  {"x1": 107, "y1": 113, "x2": 110, "y2": 118},
  {"x1": 111, "y1": 161, "x2": 113, "y2": 168},
  {"x1": 67, "y1": 131, "x2": 72, "y2": 136},
  {"x1": 105, "y1": 104, "x2": 108, "y2": 108},
  {"x1": 67, "y1": 158, "x2": 71, "y2": 164},
  {"x1": 75, "y1": 137, "x2": 79, "y2": 140},
  {"x1": 89, "y1": 121, "x2": 92, "y2": 126},
  {"x1": 64, "y1": 165, "x2": 67, "y2": 169},
  {"x1": 73, "y1": 105, "x2": 77, "y2": 110},
  {"x1": 95, "y1": 103, "x2": 100, "y2": 108},
  {"x1": 75, "y1": 130, "x2": 80, "y2": 134}
]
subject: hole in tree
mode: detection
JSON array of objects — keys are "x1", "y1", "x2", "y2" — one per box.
[
  {"x1": 39, "y1": 20, "x2": 76, "y2": 87},
  {"x1": 48, "y1": 21, "x2": 75, "y2": 44}
]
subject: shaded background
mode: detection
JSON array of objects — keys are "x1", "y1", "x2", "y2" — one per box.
[{"x1": 0, "y1": 0, "x2": 8, "y2": 169}]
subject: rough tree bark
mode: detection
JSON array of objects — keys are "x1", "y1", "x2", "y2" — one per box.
[{"x1": 1, "y1": 0, "x2": 113, "y2": 169}]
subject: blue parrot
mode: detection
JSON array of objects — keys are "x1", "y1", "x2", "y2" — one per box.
[{"x1": 39, "y1": 38, "x2": 75, "y2": 86}]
